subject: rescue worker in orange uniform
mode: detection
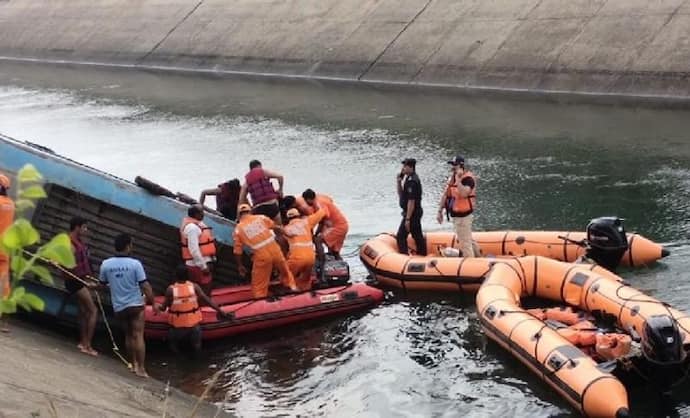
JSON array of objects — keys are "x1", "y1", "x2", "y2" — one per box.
[
  {"x1": 180, "y1": 205, "x2": 217, "y2": 295},
  {"x1": 0, "y1": 173, "x2": 15, "y2": 333},
  {"x1": 283, "y1": 207, "x2": 327, "y2": 291},
  {"x1": 300, "y1": 189, "x2": 349, "y2": 264},
  {"x1": 233, "y1": 204, "x2": 298, "y2": 299},
  {"x1": 437, "y1": 155, "x2": 477, "y2": 258},
  {"x1": 158, "y1": 265, "x2": 228, "y2": 355}
]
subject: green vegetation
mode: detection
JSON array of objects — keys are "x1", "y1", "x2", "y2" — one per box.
[{"x1": 0, "y1": 164, "x2": 75, "y2": 315}]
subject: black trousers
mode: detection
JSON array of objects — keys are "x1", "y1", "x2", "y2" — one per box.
[{"x1": 396, "y1": 212, "x2": 427, "y2": 256}]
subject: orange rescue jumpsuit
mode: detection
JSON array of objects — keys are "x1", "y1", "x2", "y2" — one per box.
[
  {"x1": 283, "y1": 209, "x2": 327, "y2": 291},
  {"x1": 312, "y1": 194, "x2": 349, "y2": 253},
  {"x1": 233, "y1": 214, "x2": 296, "y2": 298},
  {"x1": 0, "y1": 195, "x2": 15, "y2": 298}
]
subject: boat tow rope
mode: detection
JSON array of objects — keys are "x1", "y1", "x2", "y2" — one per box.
[{"x1": 22, "y1": 250, "x2": 132, "y2": 369}]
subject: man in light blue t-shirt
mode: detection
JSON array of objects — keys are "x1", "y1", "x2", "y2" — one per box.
[{"x1": 99, "y1": 233, "x2": 158, "y2": 378}]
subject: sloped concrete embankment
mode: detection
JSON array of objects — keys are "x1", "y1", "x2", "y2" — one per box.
[
  {"x1": 0, "y1": 0, "x2": 689, "y2": 99},
  {"x1": 0, "y1": 320, "x2": 229, "y2": 418}
]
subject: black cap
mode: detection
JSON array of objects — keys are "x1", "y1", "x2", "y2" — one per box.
[
  {"x1": 447, "y1": 155, "x2": 465, "y2": 165},
  {"x1": 401, "y1": 158, "x2": 416, "y2": 167}
]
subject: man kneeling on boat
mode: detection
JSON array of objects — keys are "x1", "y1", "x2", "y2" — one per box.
[
  {"x1": 157, "y1": 265, "x2": 229, "y2": 354},
  {"x1": 233, "y1": 204, "x2": 298, "y2": 298}
]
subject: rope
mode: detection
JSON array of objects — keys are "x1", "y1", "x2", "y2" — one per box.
[
  {"x1": 614, "y1": 284, "x2": 690, "y2": 337},
  {"x1": 93, "y1": 291, "x2": 131, "y2": 368},
  {"x1": 23, "y1": 250, "x2": 132, "y2": 369}
]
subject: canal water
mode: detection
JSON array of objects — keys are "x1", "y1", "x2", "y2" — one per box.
[{"x1": 0, "y1": 63, "x2": 689, "y2": 417}]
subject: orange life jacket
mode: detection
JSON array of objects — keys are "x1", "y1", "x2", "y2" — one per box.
[
  {"x1": 284, "y1": 209, "x2": 326, "y2": 258},
  {"x1": 0, "y1": 195, "x2": 13, "y2": 236},
  {"x1": 528, "y1": 306, "x2": 590, "y2": 325},
  {"x1": 180, "y1": 217, "x2": 216, "y2": 261},
  {"x1": 447, "y1": 171, "x2": 476, "y2": 217},
  {"x1": 167, "y1": 281, "x2": 202, "y2": 328},
  {"x1": 0, "y1": 195, "x2": 14, "y2": 264},
  {"x1": 234, "y1": 214, "x2": 277, "y2": 253},
  {"x1": 0, "y1": 195, "x2": 13, "y2": 298}
]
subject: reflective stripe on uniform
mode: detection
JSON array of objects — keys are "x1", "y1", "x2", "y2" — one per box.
[
  {"x1": 250, "y1": 231, "x2": 276, "y2": 250},
  {"x1": 291, "y1": 242, "x2": 314, "y2": 248}
]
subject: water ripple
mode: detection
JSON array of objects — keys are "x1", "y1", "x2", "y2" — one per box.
[{"x1": 2, "y1": 83, "x2": 690, "y2": 417}]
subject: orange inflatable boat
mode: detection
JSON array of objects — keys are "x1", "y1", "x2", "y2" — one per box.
[
  {"x1": 476, "y1": 256, "x2": 690, "y2": 417},
  {"x1": 360, "y1": 232, "x2": 620, "y2": 293},
  {"x1": 360, "y1": 217, "x2": 668, "y2": 292}
]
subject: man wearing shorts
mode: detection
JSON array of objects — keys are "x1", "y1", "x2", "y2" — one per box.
[
  {"x1": 64, "y1": 216, "x2": 99, "y2": 356},
  {"x1": 99, "y1": 233, "x2": 158, "y2": 378},
  {"x1": 239, "y1": 160, "x2": 284, "y2": 225}
]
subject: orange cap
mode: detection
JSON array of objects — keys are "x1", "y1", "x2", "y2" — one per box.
[
  {"x1": 286, "y1": 208, "x2": 300, "y2": 219},
  {"x1": 0, "y1": 174, "x2": 10, "y2": 189},
  {"x1": 238, "y1": 203, "x2": 251, "y2": 213}
]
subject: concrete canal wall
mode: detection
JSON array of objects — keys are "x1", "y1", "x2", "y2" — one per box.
[{"x1": 1, "y1": 0, "x2": 690, "y2": 99}]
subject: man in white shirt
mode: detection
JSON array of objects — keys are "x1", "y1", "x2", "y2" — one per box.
[{"x1": 180, "y1": 205, "x2": 217, "y2": 295}]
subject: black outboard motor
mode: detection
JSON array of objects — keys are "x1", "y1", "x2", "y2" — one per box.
[
  {"x1": 585, "y1": 217, "x2": 629, "y2": 272},
  {"x1": 634, "y1": 315, "x2": 690, "y2": 392},
  {"x1": 642, "y1": 315, "x2": 686, "y2": 364},
  {"x1": 315, "y1": 255, "x2": 351, "y2": 288}
]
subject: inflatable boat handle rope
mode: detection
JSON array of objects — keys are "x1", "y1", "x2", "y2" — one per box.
[
  {"x1": 427, "y1": 258, "x2": 492, "y2": 282},
  {"x1": 613, "y1": 285, "x2": 690, "y2": 337},
  {"x1": 23, "y1": 249, "x2": 132, "y2": 369},
  {"x1": 376, "y1": 232, "x2": 588, "y2": 251},
  {"x1": 488, "y1": 283, "x2": 690, "y2": 339}
]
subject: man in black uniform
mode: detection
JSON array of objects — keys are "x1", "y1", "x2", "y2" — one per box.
[{"x1": 396, "y1": 158, "x2": 427, "y2": 255}]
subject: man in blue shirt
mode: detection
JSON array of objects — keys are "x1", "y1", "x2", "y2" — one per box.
[{"x1": 99, "y1": 233, "x2": 158, "y2": 378}]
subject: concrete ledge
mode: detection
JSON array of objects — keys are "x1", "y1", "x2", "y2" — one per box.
[{"x1": 1, "y1": 0, "x2": 690, "y2": 101}]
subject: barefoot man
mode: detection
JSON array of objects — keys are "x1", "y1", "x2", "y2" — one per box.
[{"x1": 99, "y1": 233, "x2": 159, "y2": 377}]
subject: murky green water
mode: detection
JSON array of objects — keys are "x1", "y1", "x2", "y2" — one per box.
[{"x1": 0, "y1": 63, "x2": 689, "y2": 417}]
